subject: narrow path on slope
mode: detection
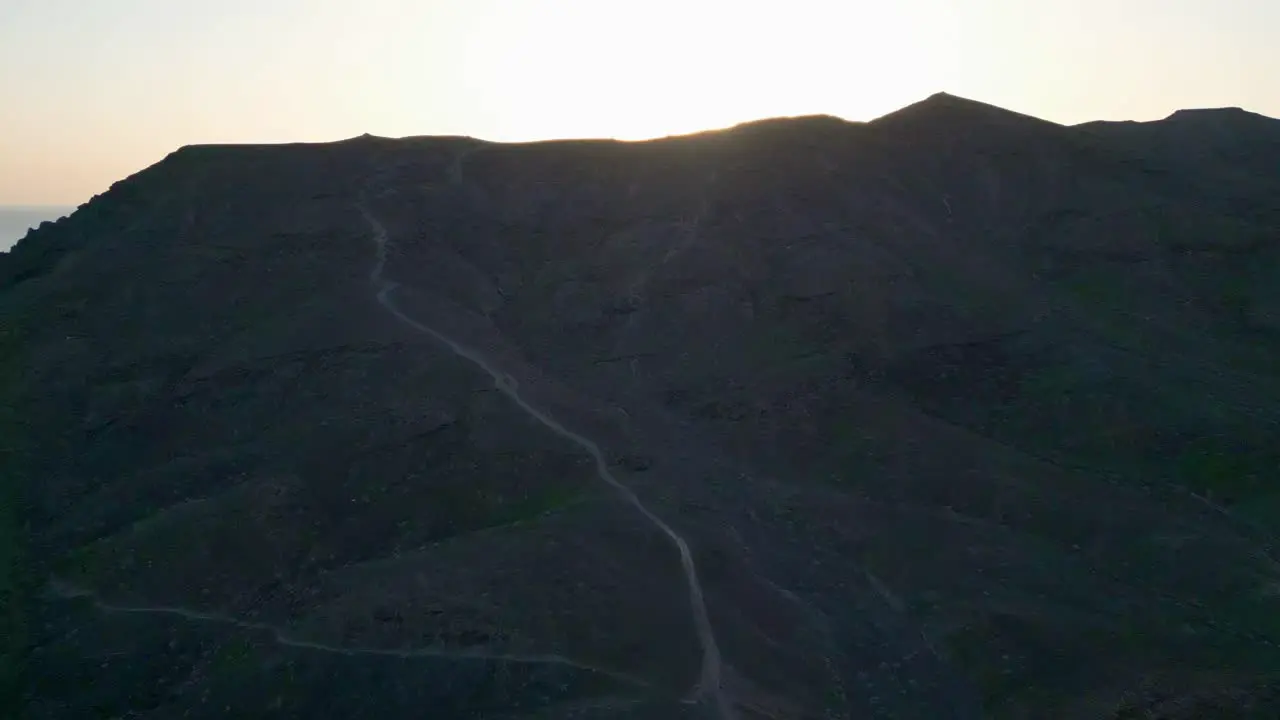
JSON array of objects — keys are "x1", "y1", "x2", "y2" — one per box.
[
  {"x1": 44, "y1": 581, "x2": 648, "y2": 687},
  {"x1": 357, "y1": 200, "x2": 737, "y2": 720}
]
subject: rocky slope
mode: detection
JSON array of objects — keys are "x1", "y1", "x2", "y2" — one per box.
[{"x1": 3, "y1": 93, "x2": 1280, "y2": 719}]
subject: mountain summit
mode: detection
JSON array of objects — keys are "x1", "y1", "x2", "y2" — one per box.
[
  {"x1": 871, "y1": 91, "x2": 1065, "y2": 131},
  {"x1": 5, "y1": 94, "x2": 1280, "y2": 719}
]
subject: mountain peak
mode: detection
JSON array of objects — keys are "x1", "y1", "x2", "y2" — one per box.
[
  {"x1": 723, "y1": 113, "x2": 859, "y2": 140},
  {"x1": 1158, "y1": 105, "x2": 1280, "y2": 145},
  {"x1": 870, "y1": 91, "x2": 1062, "y2": 132},
  {"x1": 1163, "y1": 105, "x2": 1278, "y2": 128},
  {"x1": 1167, "y1": 106, "x2": 1249, "y2": 120},
  {"x1": 922, "y1": 91, "x2": 971, "y2": 104}
]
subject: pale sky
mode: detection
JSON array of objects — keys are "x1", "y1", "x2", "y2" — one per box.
[{"x1": 2, "y1": 0, "x2": 1277, "y2": 206}]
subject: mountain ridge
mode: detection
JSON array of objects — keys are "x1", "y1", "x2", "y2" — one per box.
[{"x1": 4, "y1": 92, "x2": 1280, "y2": 719}]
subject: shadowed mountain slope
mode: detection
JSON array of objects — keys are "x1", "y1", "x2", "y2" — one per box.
[{"x1": 4, "y1": 93, "x2": 1280, "y2": 719}]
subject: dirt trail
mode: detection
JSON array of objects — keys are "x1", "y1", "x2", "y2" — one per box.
[
  {"x1": 44, "y1": 580, "x2": 647, "y2": 686},
  {"x1": 359, "y1": 198, "x2": 737, "y2": 720}
]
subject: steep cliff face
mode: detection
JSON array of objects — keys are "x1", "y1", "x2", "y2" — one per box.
[{"x1": 5, "y1": 95, "x2": 1280, "y2": 719}]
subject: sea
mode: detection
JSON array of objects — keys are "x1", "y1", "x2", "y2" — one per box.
[{"x1": 0, "y1": 206, "x2": 75, "y2": 252}]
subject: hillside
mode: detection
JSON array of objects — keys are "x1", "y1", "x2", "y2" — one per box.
[{"x1": 4, "y1": 93, "x2": 1280, "y2": 719}]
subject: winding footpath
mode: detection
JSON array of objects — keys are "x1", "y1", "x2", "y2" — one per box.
[
  {"x1": 358, "y1": 198, "x2": 737, "y2": 720},
  {"x1": 45, "y1": 581, "x2": 647, "y2": 687}
]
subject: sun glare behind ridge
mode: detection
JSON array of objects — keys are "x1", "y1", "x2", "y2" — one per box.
[{"x1": 432, "y1": 0, "x2": 952, "y2": 142}]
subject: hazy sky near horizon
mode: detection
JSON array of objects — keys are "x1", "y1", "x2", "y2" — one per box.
[{"x1": 2, "y1": 0, "x2": 1277, "y2": 205}]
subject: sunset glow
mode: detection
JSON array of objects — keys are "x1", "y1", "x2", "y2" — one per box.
[{"x1": 2, "y1": 0, "x2": 1278, "y2": 204}]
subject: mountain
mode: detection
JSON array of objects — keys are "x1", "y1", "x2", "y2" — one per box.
[
  {"x1": 4, "y1": 93, "x2": 1280, "y2": 719},
  {"x1": 0, "y1": 207, "x2": 75, "y2": 253}
]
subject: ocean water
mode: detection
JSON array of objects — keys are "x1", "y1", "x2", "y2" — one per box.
[{"x1": 0, "y1": 206, "x2": 75, "y2": 252}]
